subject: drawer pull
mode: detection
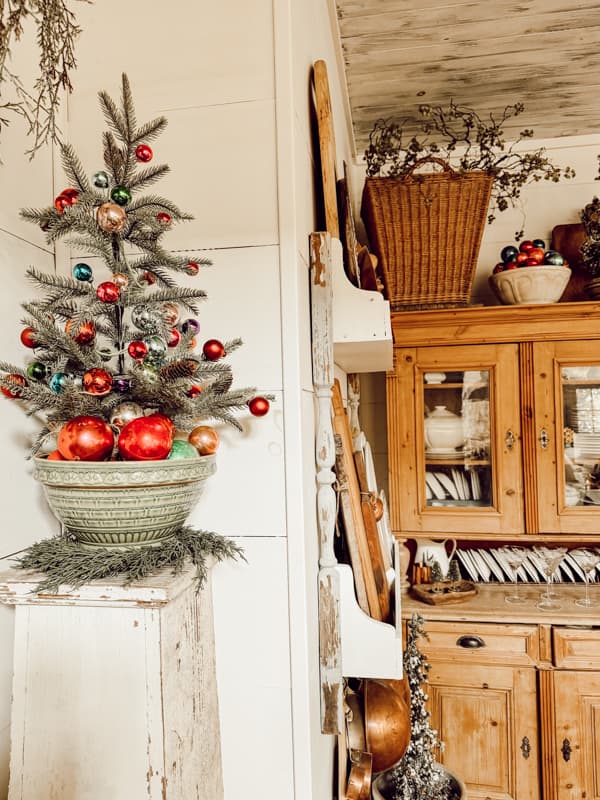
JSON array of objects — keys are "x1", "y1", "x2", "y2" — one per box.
[
  {"x1": 456, "y1": 635, "x2": 485, "y2": 649},
  {"x1": 539, "y1": 427, "x2": 550, "y2": 450},
  {"x1": 505, "y1": 429, "x2": 516, "y2": 451},
  {"x1": 561, "y1": 738, "x2": 572, "y2": 762},
  {"x1": 521, "y1": 736, "x2": 531, "y2": 759}
]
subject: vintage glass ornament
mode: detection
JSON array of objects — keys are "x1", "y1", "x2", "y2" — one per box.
[
  {"x1": 26, "y1": 361, "x2": 48, "y2": 381},
  {"x1": 156, "y1": 211, "x2": 171, "y2": 224},
  {"x1": 49, "y1": 372, "x2": 69, "y2": 394},
  {"x1": 47, "y1": 449, "x2": 65, "y2": 461},
  {"x1": 500, "y1": 245, "x2": 518, "y2": 264},
  {"x1": 20, "y1": 327, "x2": 37, "y2": 348},
  {"x1": 202, "y1": 339, "x2": 225, "y2": 361},
  {"x1": 186, "y1": 260, "x2": 199, "y2": 276},
  {"x1": 54, "y1": 194, "x2": 70, "y2": 214},
  {"x1": 145, "y1": 335, "x2": 167, "y2": 359},
  {"x1": 112, "y1": 272, "x2": 129, "y2": 289},
  {"x1": 139, "y1": 271, "x2": 156, "y2": 286},
  {"x1": 110, "y1": 185, "x2": 132, "y2": 206},
  {"x1": 188, "y1": 425, "x2": 220, "y2": 455},
  {"x1": 248, "y1": 396, "x2": 270, "y2": 417},
  {"x1": 57, "y1": 415, "x2": 115, "y2": 461},
  {"x1": 147, "y1": 413, "x2": 175, "y2": 435},
  {"x1": 167, "y1": 328, "x2": 181, "y2": 348},
  {"x1": 92, "y1": 170, "x2": 110, "y2": 189},
  {"x1": 168, "y1": 440, "x2": 198, "y2": 460},
  {"x1": 533, "y1": 238, "x2": 546, "y2": 249},
  {"x1": 82, "y1": 368, "x2": 113, "y2": 396},
  {"x1": 110, "y1": 402, "x2": 143, "y2": 429},
  {"x1": 96, "y1": 281, "x2": 120, "y2": 303},
  {"x1": 182, "y1": 318, "x2": 200, "y2": 335},
  {"x1": 128, "y1": 340, "x2": 148, "y2": 361},
  {"x1": 187, "y1": 384, "x2": 202, "y2": 398},
  {"x1": 131, "y1": 305, "x2": 156, "y2": 331},
  {"x1": 65, "y1": 319, "x2": 96, "y2": 345},
  {"x1": 73, "y1": 262, "x2": 93, "y2": 282},
  {"x1": 117, "y1": 415, "x2": 173, "y2": 460},
  {"x1": 161, "y1": 302, "x2": 180, "y2": 326},
  {"x1": 113, "y1": 375, "x2": 132, "y2": 393},
  {"x1": 96, "y1": 202, "x2": 127, "y2": 233},
  {"x1": 61, "y1": 188, "x2": 79, "y2": 205},
  {"x1": 135, "y1": 143, "x2": 153, "y2": 163},
  {"x1": 139, "y1": 364, "x2": 159, "y2": 382},
  {"x1": 545, "y1": 250, "x2": 565, "y2": 266},
  {"x1": 519, "y1": 240, "x2": 534, "y2": 253},
  {"x1": 1, "y1": 374, "x2": 27, "y2": 398},
  {"x1": 188, "y1": 336, "x2": 197, "y2": 350}
]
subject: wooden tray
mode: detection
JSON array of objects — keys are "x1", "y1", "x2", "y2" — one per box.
[{"x1": 410, "y1": 580, "x2": 477, "y2": 605}]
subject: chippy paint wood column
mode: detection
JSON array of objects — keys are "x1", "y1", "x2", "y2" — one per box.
[{"x1": 0, "y1": 566, "x2": 223, "y2": 800}]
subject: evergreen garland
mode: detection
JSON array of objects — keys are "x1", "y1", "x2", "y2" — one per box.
[{"x1": 13, "y1": 528, "x2": 245, "y2": 594}]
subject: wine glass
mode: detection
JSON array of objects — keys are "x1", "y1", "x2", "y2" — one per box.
[
  {"x1": 504, "y1": 547, "x2": 529, "y2": 605},
  {"x1": 534, "y1": 546, "x2": 567, "y2": 610},
  {"x1": 572, "y1": 549, "x2": 600, "y2": 608}
]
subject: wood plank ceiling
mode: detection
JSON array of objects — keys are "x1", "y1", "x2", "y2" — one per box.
[{"x1": 335, "y1": 0, "x2": 600, "y2": 157}]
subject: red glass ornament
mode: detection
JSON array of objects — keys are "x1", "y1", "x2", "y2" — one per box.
[
  {"x1": 157, "y1": 212, "x2": 171, "y2": 224},
  {"x1": 186, "y1": 261, "x2": 199, "y2": 276},
  {"x1": 188, "y1": 425, "x2": 219, "y2": 455},
  {"x1": 1, "y1": 374, "x2": 27, "y2": 398},
  {"x1": 96, "y1": 282, "x2": 120, "y2": 303},
  {"x1": 202, "y1": 339, "x2": 225, "y2": 361},
  {"x1": 47, "y1": 449, "x2": 65, "y2": 461},
  {"x1": 519, "y1": 240, "x2": 534, "y2": 253},
  {"x1": 505, "y1": 262, "x2": 519, "y2": 269},
  {"x1": 82, "y1": 368, "x2": 113, "y2": 396},
  {"x1": 146, "y1": 413, "x2": 175, "y2": 434},
  {"x1": 128, "y1": 340, "x2": 148, "y2": 360},
  {"x1": 54, "y1": 194, "x2": 70, "y2": 214},
  {"x1": 140, "y1": 271, "x2": 156, "y2": 286},
  {"x1": 528, "y1": 247, "x2": 545, "y2": 263},
  {"x1": 57, "y1": 415, "x2": 115, "y2": 461},
  {"x1": 20, "y1": 327, "x2": 37, "y2": 348},
  {"x1": 248, "y1": 396, "x2": 270, "y2": 417},
  {"x1": 525, "y1": 257, "x2": 539, "y2": 266},
  {"x1": 61, "y1": 188, "x2": 79, "y2": 204},
  {"x1": 168, "y1": 328, "x2": 181, "y2": 348},
  {"x1": 187, "y1": 384, "x2": 203, "y2": 398},
  {"x1": 135, "y1": 144, "x2": 153, "y2": 163},
  {"x1": 65, "y1": 319, "x2": 96, "y2": 345},
  {"x1": 492, "y1": 263, "x2": 504, "y2": 274},
  {"x1": 515, "y1": 252, "x2": 529, "y2": 265},
  {"x1": 117, "y1": 416, "x2": 174, "y2": 461}
]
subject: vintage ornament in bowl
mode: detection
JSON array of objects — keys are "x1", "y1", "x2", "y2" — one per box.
[
  {"x1": 33, "y1": 455, "x2": 216, "y2": 548},
  {"x1": 489, "y1": 264, "x2": 571, "y2": 305},
  {"x1": 424, "y1": 406, "x2": 465, "y2": 453}
]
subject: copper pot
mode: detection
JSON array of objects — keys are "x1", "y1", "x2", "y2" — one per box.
[
  {"x1": 364, "y1": 678, "x2": 411, "y2": 774},
  {"x1": 346, "y1": 750, "x2": 372, "y2": 800}
]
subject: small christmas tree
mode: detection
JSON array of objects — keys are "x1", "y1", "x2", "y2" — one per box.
[
  {"x1": 0, "y1": 74, "x2": 269, "y2": 460},
  {"x1": 387, "y1": 614, "x2": 455, "y2": 800}
]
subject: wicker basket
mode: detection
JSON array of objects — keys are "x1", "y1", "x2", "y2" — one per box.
[{"x1": 361, "y1": 157, "x2": 494, "y2": 310}]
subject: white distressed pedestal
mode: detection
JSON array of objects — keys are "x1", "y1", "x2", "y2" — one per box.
[{"x1": 0, "y1": 564, "x2": 223, "y2": 800}]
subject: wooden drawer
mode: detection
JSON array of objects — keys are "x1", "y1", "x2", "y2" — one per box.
[
  {"x1": 553, "y1": 627, "x2": 600, "y2": 669},
  {"x1": 420, "y1": 620, "x2": 540, "y2": 667}
]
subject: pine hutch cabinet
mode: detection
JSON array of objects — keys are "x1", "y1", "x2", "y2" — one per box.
[{"x1": 388, "y1": 301, "x2": 600, "y2": 800}]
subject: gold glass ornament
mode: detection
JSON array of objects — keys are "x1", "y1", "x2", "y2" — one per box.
[
  {"x1": 96, "y1": 202, "x2": 127, "y2": 233},
  {"x1": 188, "y1": 425, "x2": 220, "y2": 455},
  {"x1": 113, "y1": 272, "x2": 130, "y2": 289}
]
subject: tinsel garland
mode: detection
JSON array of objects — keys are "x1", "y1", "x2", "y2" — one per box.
[{"x1": 12, "y1": 527, "x2": 245, "y2": 594}]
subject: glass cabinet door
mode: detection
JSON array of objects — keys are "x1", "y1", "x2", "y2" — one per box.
[
  {"x1": 387, "y1": 342, "x2": 523, "y2": 536},
  {"x1": 535, "y1": 339, "x2": 600, "y2": 534}
]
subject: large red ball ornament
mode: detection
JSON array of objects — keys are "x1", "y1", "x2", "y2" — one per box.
[
  {"x1": 82, "y1": 368, "x2": 113, "y2": 396},
  {"x1": 135, "y1": 144, "x2": 153, "y2": 163},
  {"x1": 528, "y1": 247, "x2": 545, "y2": 263},
  {"x1": 128, "y1": 340, "x2": 148, "y2": 360},
  {"x1": 157, "y1": 212, "x2": 171, "y2": 224},
  {"x1": 117, "y1": 415, "x2": 174, "y2": 461},
  {"x1": 248, "y1": 396, "x2": 270, "y2": 417},
  {"x1": 54, "y1": 188, "x2": 79, "y2": 214},
  {"x1": 47, "y1": 449, "x2": 65, "y2": 461},
  {"x1": 61, "y1": 188, "x2": 79, "y2": 204},
  {"x1": 65, "y1": 319, "x2": 96, "y2": 345},
  {"x1": 519, "y1": 240, "x2": 534, "y2": 253},
  {"x1": 188, "y1": 425, "x2": 220, "y2": 455},
  {"x1": 1, "y1": 374, "x2": 27, "y2": 398},
  {"x1": 57, "y1": 415, "x2": 115, "y2": 461},
  {"x1": 96, "y1": 281, "x2": 120, "y2": 303},
  {"x1": 202, "y1": 339, "x2": 225, "y2": 361},
  {"x1": 146, "y1": 413, "x2": 175, "y2": 435},
  {"x1": 20, "y1": 327, "x2": 37, "y2": 348}
]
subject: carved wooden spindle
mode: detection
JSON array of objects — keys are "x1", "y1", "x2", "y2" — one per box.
[{"x1": 347, "y1": 373, "x2": 362, "y2": 452}]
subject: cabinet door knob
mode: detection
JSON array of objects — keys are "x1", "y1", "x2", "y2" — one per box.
[
  {"x1": 561, "y1": 738, "x2": 572, "y2": 762},
  {"x1": 505, "y1": 429, "x2": 516, "y2": 450},
  {"x1": 521, "y1": 736, "x2": 531, "y2": 759},
  {"x1": 539, "y1": 428, "x2": 550, "y2": 450},
  {"x1": 456, "y1": 634, "x2": 485, "y2": 649}
]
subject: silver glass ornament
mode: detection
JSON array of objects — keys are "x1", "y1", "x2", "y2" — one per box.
[
  {"x1": 131, "y1": 305, "x2": 157, "y2": 331},
  {"x1": 110, "y1": 402, "x2": 143, "y2": 429}
]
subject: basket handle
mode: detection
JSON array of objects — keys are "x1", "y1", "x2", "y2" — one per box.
[{"x1": 405, "y1": 156, "x2": 456, "y2": 176}]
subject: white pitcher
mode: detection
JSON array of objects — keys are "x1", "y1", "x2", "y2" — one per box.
[{"x1": 414, "y1": 538, "x2": 457, "y2": 576}]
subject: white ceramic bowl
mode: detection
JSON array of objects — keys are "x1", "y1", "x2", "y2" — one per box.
[{"x1": 489, "y1": 264, "x2": 571, "y2": 305}]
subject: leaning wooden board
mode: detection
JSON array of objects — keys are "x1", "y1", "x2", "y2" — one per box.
[
  {"x1": 313, "y1": 59, "x2": 340, "y2": 239},
  {"x1": 332, "y1": 379, "x2": 382, "y2": 621}
]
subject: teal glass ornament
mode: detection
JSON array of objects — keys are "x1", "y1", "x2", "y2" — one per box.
[
  {"x1": 49, "y1": 372, "x2": 69, "y2": 393},
  {"x1": 110, "y1": 185, "x2": 132, "y2": 206},
  {"x1": 168, "y1": 440, "x2": 199, "y2": 460},
  {"x1": 92, "y1": 171, "x2": 109, "y2": 189},
  {"x1": 26, "y1": 361, "x2": 48, "y2": 381},
  {"x1": 544, "y1": 250, "x2": 565, "y2": 266},
  {"x1": 73, "y1": 262, "x2": 93, "y2": 282}
]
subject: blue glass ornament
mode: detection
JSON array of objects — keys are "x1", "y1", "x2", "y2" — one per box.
[
  {"x1": 93, "y1": 171, "x2": 109, "y2": 189},
  {"x1": 73, "y1": 262, "x2": 93, "y2": 282},
  {"x1": 49, "y1": 372, "x2": 69, "y2": 393},
  {"x1": 500, "y1": 245, "x2": 518, "y2": 264},
  {"x1": 533, "y1": 239, "x2": 546, "y2": 249},
  {"x1": 181, "y1": 318, "x2": 200, "y2": 335}
]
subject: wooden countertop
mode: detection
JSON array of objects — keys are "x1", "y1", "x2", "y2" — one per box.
[{"x1": 401, "y1": 582, "x2": 600, "y2": 626}]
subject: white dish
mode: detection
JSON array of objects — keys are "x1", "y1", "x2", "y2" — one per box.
[
  {"x1": 479, "y1": 549, "x2": 505, "y2": 582},
  {"x1": 559, "y1": 558, "x2": 575, "y2": 582},
  {"x1": 450, "y1": 469, "x2": 465, "y2": 500},
  {"x1": 470, "y1": 471, "x2": 481, "y2": 501},
  {"x1": 425, "y1": 482, "x2": 432, "y2": 500},
  {"x1": 459, "y1": 470, "x2": 471, "y2": 499},
  {"x1": 425, "y1": 472, "x2": 446, "y2": 500},
  {"x1": 426, "y1": 447, "x2": 465, "y2": 458},
  {"x1": 424, "y1": 372, "x2": 446, "y2": 384},
  {"x1": 521, "y1": 555, "x2": 541, "y2": 582},
  {"x1": 491, "y1": 548, "x2": 523, "y2": 581},
  {"x1": 435, "y1": 471, "x2": 459, "y2": 500},
  {"x1": 457, "y1": 550, "x2": 478, "y2": 582},
  {"x1": 566, "y1": 552, "x2": 588, "y2": 581},
  {"x1": 470, "y1": 550, "x2": 491, "y2": 581}
]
